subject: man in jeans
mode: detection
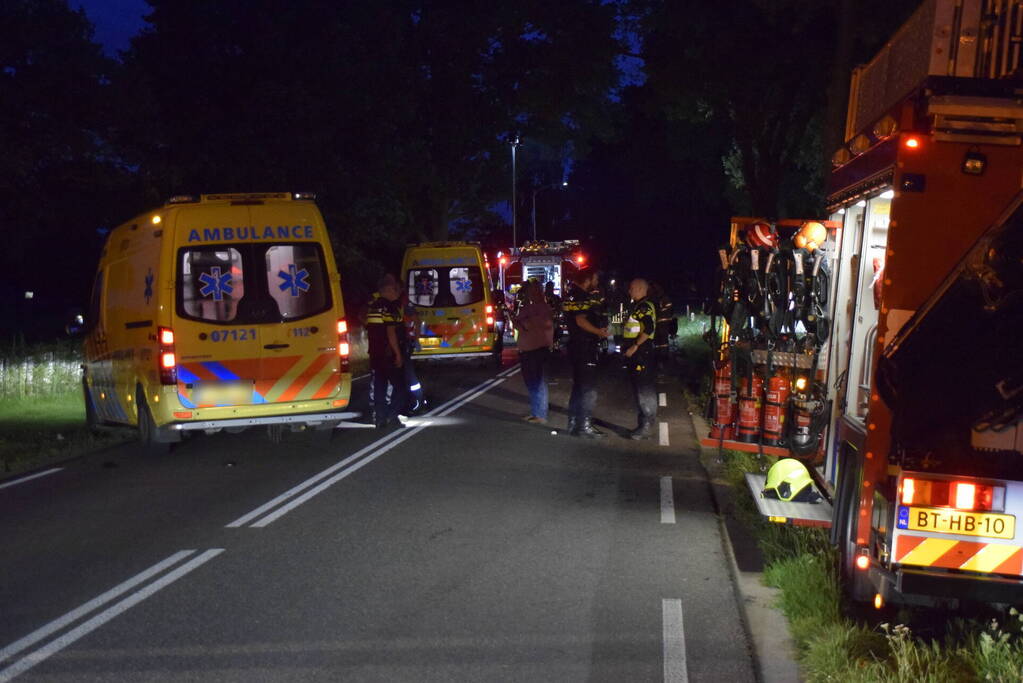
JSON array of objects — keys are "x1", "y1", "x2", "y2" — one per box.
[{"x1": 512, "y1": 281, "x2": 554, "y2": 424}]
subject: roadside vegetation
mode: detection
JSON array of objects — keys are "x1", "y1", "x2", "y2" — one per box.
[
  {"x1": 0, "y1": 338, "x2": 128, "y2": 474},
  {"x1": 715, "y1": 448, "x2": 1023, "y2": 682},
  {"x1": 674, "y1": 313, "x2": 714, "y2": 400},
  {"x1": 672, "y1": 318, "x2": 1023, "y2": 683}
]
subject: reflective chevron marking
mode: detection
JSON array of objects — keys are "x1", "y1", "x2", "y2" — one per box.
[{"x1": 895, "y1": 535, "x2": 1023, "y2": 575}]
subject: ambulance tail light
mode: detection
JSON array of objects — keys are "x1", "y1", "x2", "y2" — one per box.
[
  {"x1": 158, "y1": 326, "x2": 176, "y2": 385},
  {"x1": 898, "y1": 475, "x2": 1003, "y2": 512},
  {"x1": 485, "y1": 304, "x2": 495, "y2": 329},
  {"x1": 337, "y1": 318, "x2": 350, "y2": 373}
]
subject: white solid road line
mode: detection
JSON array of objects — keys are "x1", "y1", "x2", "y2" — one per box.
[
  {"x1": 659, "y1": 422, "x2": 669, "y2": 446},
  {"x1": 662, "y1": 598, "x2": 689, "y2": 683},
  {"x1": 229, "y1": 367, "x2": 517, "y2": 528},
  {"x1": 659, "y1": 392, "x2": 667, "y2": 407},
  {"x1": 252, "y1": 376, "x2": 511, "y2": 527},
  {"x1": 226, "y1": 428, "x2": 409, "y2": 527},
  {"x1": 660, "y1": 477, "x2": 676, "y2": 524},
  {"x1": 251, "y1": 421, "x2": 433, "y2": 527},
  {"x1": 0, "y1": 549, "x2": 223, "y2": 682},
  {"x1": 0, "y1": 468, "x2": 63, "y2": 492},
  {"x1": 0, "y1": 550, "x2": 195, "y2": 665}
]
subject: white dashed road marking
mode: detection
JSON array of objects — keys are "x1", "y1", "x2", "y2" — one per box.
[
  {"x1": 659, "y1": 392, "x2": 667, "y2": 407},
  {"x1": 662, "y1": 598, "x2": 689, "y2": 682},
  {"x1": 660, "y1": 477, "x2": 676, "y2": 524},
  {"x1": 659, "y1": 422, "x2": 669, "y2": 446}
]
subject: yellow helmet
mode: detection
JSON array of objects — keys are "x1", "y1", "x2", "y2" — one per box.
[{"x1": 762, "y1": 458, "x2": 820, "y2": 502}]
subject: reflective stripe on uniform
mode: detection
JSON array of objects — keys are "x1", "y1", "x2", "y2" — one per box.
[{"x1": 624, "y1": 300, "x2": 656, "y2": 339}]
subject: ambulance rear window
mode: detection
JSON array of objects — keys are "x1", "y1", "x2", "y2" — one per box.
[
  {"x1": 177, "y1": 243, "x2": 331, "y2": 324},
  {"x1": 407, "y1": 266, "x2": 483, "y2": 307},
  {"x1": 179, "y1": 248, "x2": 245, "y2": 322},
  {"x1": 265, "y1": 244, "x2": 329, "y2": 319}
]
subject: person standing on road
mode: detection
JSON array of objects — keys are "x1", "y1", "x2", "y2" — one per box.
[
  {"x1": 563, "y1": 269, "x2": 610, "y2": 438},
  {"x1": 512, "y1": 280, "x2": 554, "y2": 424},
  {"x1": 401, "y1": 292, "x2": 426, "y2": 414},
  {"x1": 366, "y1": 274, "x2": 408, "y2": 429},
  {"x1": 650, "y1": 282, "x2": 675, "y2": 377},
  {"x1": 623, "y1": 278, "x2": 658, "y2": 440}
]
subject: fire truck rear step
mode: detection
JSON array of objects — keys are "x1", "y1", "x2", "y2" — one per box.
[{"x1": 745, "y1": 473, "x2": 833, "y2": 528}]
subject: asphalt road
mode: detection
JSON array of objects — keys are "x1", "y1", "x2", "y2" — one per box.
[{"x1": 0, "y1": 348, "x2": 755, "y2": 682}]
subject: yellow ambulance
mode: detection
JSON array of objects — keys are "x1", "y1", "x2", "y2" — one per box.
[
  {"x1": 401, "y1": 242, "x2": 502, "y2": 364},
  {"x1": 82, "y1": 192, "x2": 353, "y2": 451}
]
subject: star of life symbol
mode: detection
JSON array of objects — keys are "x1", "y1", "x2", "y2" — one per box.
[
  {"x1": 198, "y1": 266, "x2": 233, "y2": 301},
  {"x1": 278, "y1": 264, "x2": 310, "y2": 297},
  {"x1": 144, "y1": 268, "x2": 154, "y2": 304}
]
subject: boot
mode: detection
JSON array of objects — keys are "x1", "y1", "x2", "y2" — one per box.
[
  {"x1": 629, "y1": 419, "x2": 655, "y2": 441},
  {"x1": 567, "y1": 415, "x2": 578, "y2": 435},
  {"x1": 576, "y1": 417, "x2": 605, "y2": 439}
]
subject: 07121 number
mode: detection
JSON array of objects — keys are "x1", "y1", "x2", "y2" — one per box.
[{"x1": 210, "y1": 328, "x2": 257, "y2": 342}]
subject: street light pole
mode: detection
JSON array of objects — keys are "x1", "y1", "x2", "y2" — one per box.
[
  {"x1": 510, "y1": 136, "x2": 520, "y2": 249},
  {"x1": 531, "y1": 181, "x2": 568, "y2": 241}
]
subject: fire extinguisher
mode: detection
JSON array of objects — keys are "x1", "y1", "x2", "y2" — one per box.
[
  {"x1": 762, "y1": 374, "x2": 789, "y2": 446},
  {"x1": 710, "y1": 360, "x2": 736, "y2": 440},
  {"x1": 736, "y1": 374, "x2": 764, "y2": 443},
  {"x1": 787, "y1": 377, "x2": 830, "y2": 460}
]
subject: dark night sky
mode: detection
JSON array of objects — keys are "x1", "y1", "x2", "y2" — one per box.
[{"x1": 74, "y1": 0, "x2": 148, "y2": 55}]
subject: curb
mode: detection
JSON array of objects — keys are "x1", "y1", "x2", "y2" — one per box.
[{"x1": 687, "y1": 405, "x2": 802, "y2": 683}]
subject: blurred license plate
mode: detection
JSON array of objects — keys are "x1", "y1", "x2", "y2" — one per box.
[
  {"x1": 193, "y1": 381, "x2": 253, "y2": 406},
  {"x1": 419, "y1": 337, "x2": 441, "y2": 347},
  {"x1": 899, "y1": 506, "x2": 1015, "y2": 539}
]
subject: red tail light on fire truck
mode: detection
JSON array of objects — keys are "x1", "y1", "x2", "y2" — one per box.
[{"x1": 899, "y1": 476, "x2": 1005, "y2": 513}]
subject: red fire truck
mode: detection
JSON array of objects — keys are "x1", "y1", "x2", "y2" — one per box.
[{"x1": 704, "y1": 0, "x2": 1023, "y2": 608}]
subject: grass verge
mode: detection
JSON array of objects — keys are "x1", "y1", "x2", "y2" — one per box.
[
  {"x1": 0, "y1": 393, "x2": 130, "y2": 476},
  {"x1": 713, "y1": 447, "x2": 1023, "y2": 682}
]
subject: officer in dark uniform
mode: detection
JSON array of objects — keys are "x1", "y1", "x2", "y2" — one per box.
[
  {"x1": 650, "y1": 281, "x2": 675, "y2": 376},
  {"x1": 651, "y1": 282, "x2": 674, "y2": 358},
  {"x1": 562, "y1": 269, "x2": 610, "y2": 438},
  {"x1": 366, "y1": 274, "x2": 408, "y2": 429},
  {"x1": 623, "y1": 278, "x2": 658, "y2": 439}
]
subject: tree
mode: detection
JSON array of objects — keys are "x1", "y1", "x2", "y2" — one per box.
[
  {"x1": 115, "y1": 0, "x2": 622, "y2": 261},
  {"x1": 0, "y1": 0, "x2": 123, "y2": 335},
  {"x1": 639, "y1": 0, "x2": 919, "y2": 219}
]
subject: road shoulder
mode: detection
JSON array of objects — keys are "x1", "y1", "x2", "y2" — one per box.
[{"x1": 687, "y1": 407, "x2": 802, "y2": 683}]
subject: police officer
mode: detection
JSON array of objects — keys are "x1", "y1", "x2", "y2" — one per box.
[
  {"x1": 623, "y1": 278, "x2": 658, "y2": 439},
  {"x1": 563, "y1": 269, "x2": 610, "y2": 438},
  {"x1": 650, "y1": 281, "x2": 675, "y2": 373},
  {"x1": 366, "y1": 274, "x2": 409, "y2": 429},
  {"x1": 401, "y1": 292, "x2": 425, "y2": 414}
]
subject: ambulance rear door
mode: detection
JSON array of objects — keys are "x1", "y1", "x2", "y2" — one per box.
[
  {"x1": 251, "y1": 200, "x2": 341, "y2": 404},
  {"x1": 172, "y1": 203, "x2": 265, "y2": 409}
]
